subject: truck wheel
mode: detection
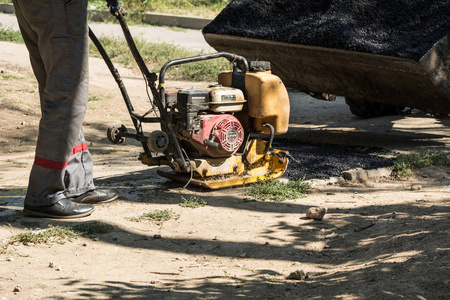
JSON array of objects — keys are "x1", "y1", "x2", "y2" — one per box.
[{"x1": 345, "y1": 97, "x2": 403, "y2": 118}]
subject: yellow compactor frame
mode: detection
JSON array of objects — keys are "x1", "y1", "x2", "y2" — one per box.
[{"x1": 141, "y1": 139, "x2": 289, "y2": 189}]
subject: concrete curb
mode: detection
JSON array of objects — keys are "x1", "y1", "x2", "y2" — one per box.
[
  {"x1": 0, "y1": 3, "x2": 13, "y2": 14},
  {"x1": 0, "y1": 3, "x2": 212, "y2": 30}
]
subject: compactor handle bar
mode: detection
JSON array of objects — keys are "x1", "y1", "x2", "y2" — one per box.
[
  {"x1": 159, "y1": 52, "x2": 249, "y2": 87},
  {"x1": 158, "y1": 53, "x2": 248, "y2": 108},
  {"x1": 105, "y1": 0, "x2": 120, "y2": 10}
]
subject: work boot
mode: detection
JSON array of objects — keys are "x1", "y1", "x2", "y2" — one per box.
[
  {"x1": 23, "y1": 199, "x2": 95, "y2": 219},
  {"x1": 71, "y1": 189, "x2": 119, "y2": 204}
]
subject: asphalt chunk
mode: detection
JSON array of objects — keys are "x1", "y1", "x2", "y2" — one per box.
[{"x1": 273, "y1": 141, "x2": 392, "y2": 180}]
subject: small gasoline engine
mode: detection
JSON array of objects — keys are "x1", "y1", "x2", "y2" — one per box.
[{"x1": 171, "y1": 87, "x2": 246, "y2": 158}]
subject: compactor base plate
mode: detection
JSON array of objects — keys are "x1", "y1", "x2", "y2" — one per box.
[{"x1": 157, "y1": 150, "x2": 289, "y2": 189}]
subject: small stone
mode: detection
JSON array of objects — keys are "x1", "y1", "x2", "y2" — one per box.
[
  {"x1": 306, "y1": 206, "x2": 327, "y2": 220},
  {"x1": 238, "y1": 253, "x2": 247, "y2": 258},
  {"x1": 325, "y1": 232, "x2": 338, "y2": 239},
  {"x1": 338, "y1": 176, "x2": 347, "y2": 185},
  {"x1": 82, "y1": 243, "x2": 88, "y2": 247},
  {"x1": 13, "y1": 285, "x2": 23, "y2": 292},
  {"x1": 20, "y1": 121, "x2": 26, "y2": 125},
  {"x1": 6, "y1": 257, "x2": 14, "y2": 262},
  {"x1": 153, "y1": 234, "x2": 162, "y2": 239},
  {"x1": 342, "y1": 168, "x2": 368, "y2": 182},
  {"x1": 286, "y1": 269, "x2": 309, "y2": 280},
  {"x1": 416, "y1": 198, "x2": 428, "y2": 203},
  {"x1": 48, "y1": 262, "x2": 55, "y2": 268},
  {"x1": 410, "y1": 184, "x2": 422, "y2": 191},
  {"x1": 55, "y1": 266, "x2": 62, "y2": 271}
]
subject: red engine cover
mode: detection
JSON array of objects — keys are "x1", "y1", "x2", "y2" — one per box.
[{"x1": 191, "y1": 114, "x2": 244, "y2": 157}]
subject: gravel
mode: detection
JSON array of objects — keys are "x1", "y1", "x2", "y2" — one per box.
[
  {"x1": 203, "y1": 0, "x2": 450, "y2": 61},
  {"x1": 273, "y1": 141, "x2": 392, "y2": 180}
]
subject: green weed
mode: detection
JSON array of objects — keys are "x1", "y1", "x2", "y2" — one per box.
[
  {"x1": 0, "y1": 25, "x2": 23, "y2": 43},
  {"x1": 0, "y1": 244, "x2": 8, "y2": 255},
  {"x1": 8, "y1": 222, "x2": 113, "y2": 245},
  {"x1": 246, "y1": 177, "x2": 311, "y2": 202},
  {"x1": 0, "y1": 19, "x2": 231, "y2": 82},
  {"x1": 392, "y1": 150, "x2": 450, "y2": 177},
  {"x1": 88, "y1": 0, "x2": 228, "y2": 18},
  {"x1": 72, "y1": 222, "x2": 114, "y2": 236},
  {"x1": 126, "y1": 209, "x2": 180, "y2": 225},
  {"x1": 88, "y1": 95, "x2": 101, "y2": 102},
  {"x1": 1, "y1": 74, "x2": 18, "y2": 80},
  {"x1": 180, "y1": 195, "x2": 207, "y2": 208}
]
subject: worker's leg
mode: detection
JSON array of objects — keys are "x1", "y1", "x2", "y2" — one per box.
[
  {"x1": 13, "y1": 0, "x2": 95, "y2": 207},
  {"x1": 63, "y1": 129, "x2": 95, "y2": 198}
]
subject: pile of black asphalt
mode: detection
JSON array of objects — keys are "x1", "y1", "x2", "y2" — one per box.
[
  {"x1": 203, "y1": 0, "x2": 450, "y2": 61},
  {"x1": 273, "y1": 140, "x2": 393, "y2": 180}
]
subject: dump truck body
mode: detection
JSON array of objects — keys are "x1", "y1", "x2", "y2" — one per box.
[
  {"x1": 204, "y1": 33, "x2": 450, "y2": 115},
  {"x1": 203, "y1": 0, "x2": 450, "y2": 116}
]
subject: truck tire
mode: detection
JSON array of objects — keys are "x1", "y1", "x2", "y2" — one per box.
[{"x1": 345, "y1": 97, "x2": 403, "y2": 118}]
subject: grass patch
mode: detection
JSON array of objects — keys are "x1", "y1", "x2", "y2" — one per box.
[
  {"x1": 88, "y1": 95, "x2": 101, "y2": 102},
  {"x1": 72, "y1": 222, "x2": 114, "y2": 236},
  {"x1": 8, "y1": 222, "x2": 114, "y2": 245},
  {"x1": 0, "y1": 25, "x2": 24, "y2": 43},
  {"x1": 88, "y1": 0, "x2": 228, "y2": 18},
  {"x1": 126, "y1": 209, "x2": 180, "y2": 225},
  {"x1": 392, "y1": 150, "x2": 450, "y2": 177},
  {"x1": 179, "y1": 195, "x2": 207, "y2": 208},
  {"x1": 246, "y1": 177, "x2": 311, "y2": 202},
  {"x1": 0, "y1": 244, "x2": 8, "y2": 255},
  {"x1": 0, "y1": 20, "x2": 231, "y2": 82},
  {"x1": 1, "y1": 74, "x2": 19, "y2": 80}
]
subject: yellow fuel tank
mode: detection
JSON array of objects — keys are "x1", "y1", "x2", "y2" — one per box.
[{"x1": 218, "y1": 70, "x2": 290, "y2": 134}]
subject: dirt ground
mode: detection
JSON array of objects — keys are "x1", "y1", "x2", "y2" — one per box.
[{"x1": 0, "y1": 40, "x2": 449, "y2": 299}]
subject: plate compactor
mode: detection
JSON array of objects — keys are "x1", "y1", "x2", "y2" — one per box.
[{"x1": 94, "y1": 1, "x2": 290, "y2": 189}]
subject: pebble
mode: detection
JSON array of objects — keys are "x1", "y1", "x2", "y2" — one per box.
[
  {"x1": 153, "y1": 234, "x2": 162, "y2": 239},
  {"x1": 411, "y1": 184, "x2": 422, "y2": 191},
  {"x1": 306, "y1": 206, "x2": 327, "y2": 220},
  {"x1": 286, "y1": 269, "x2": 309, "y2": 280},
  {"x1": 48, "y1": 262, "x2": 55, "y2": 268},
  {"x1": 325, "y1": 232, "x2": 339, "y2": 239},
  {"x1": 13, "y1": 285, "x2": 22, "y2": 292}
]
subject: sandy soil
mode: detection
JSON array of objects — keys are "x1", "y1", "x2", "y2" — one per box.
[{"x1": 0, "y1": 41, "x2": 449, "y2": 299}]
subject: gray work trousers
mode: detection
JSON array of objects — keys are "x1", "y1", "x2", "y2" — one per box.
[{"x1": 13, "y1": 0, "x2": 95, "y2": 206}]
